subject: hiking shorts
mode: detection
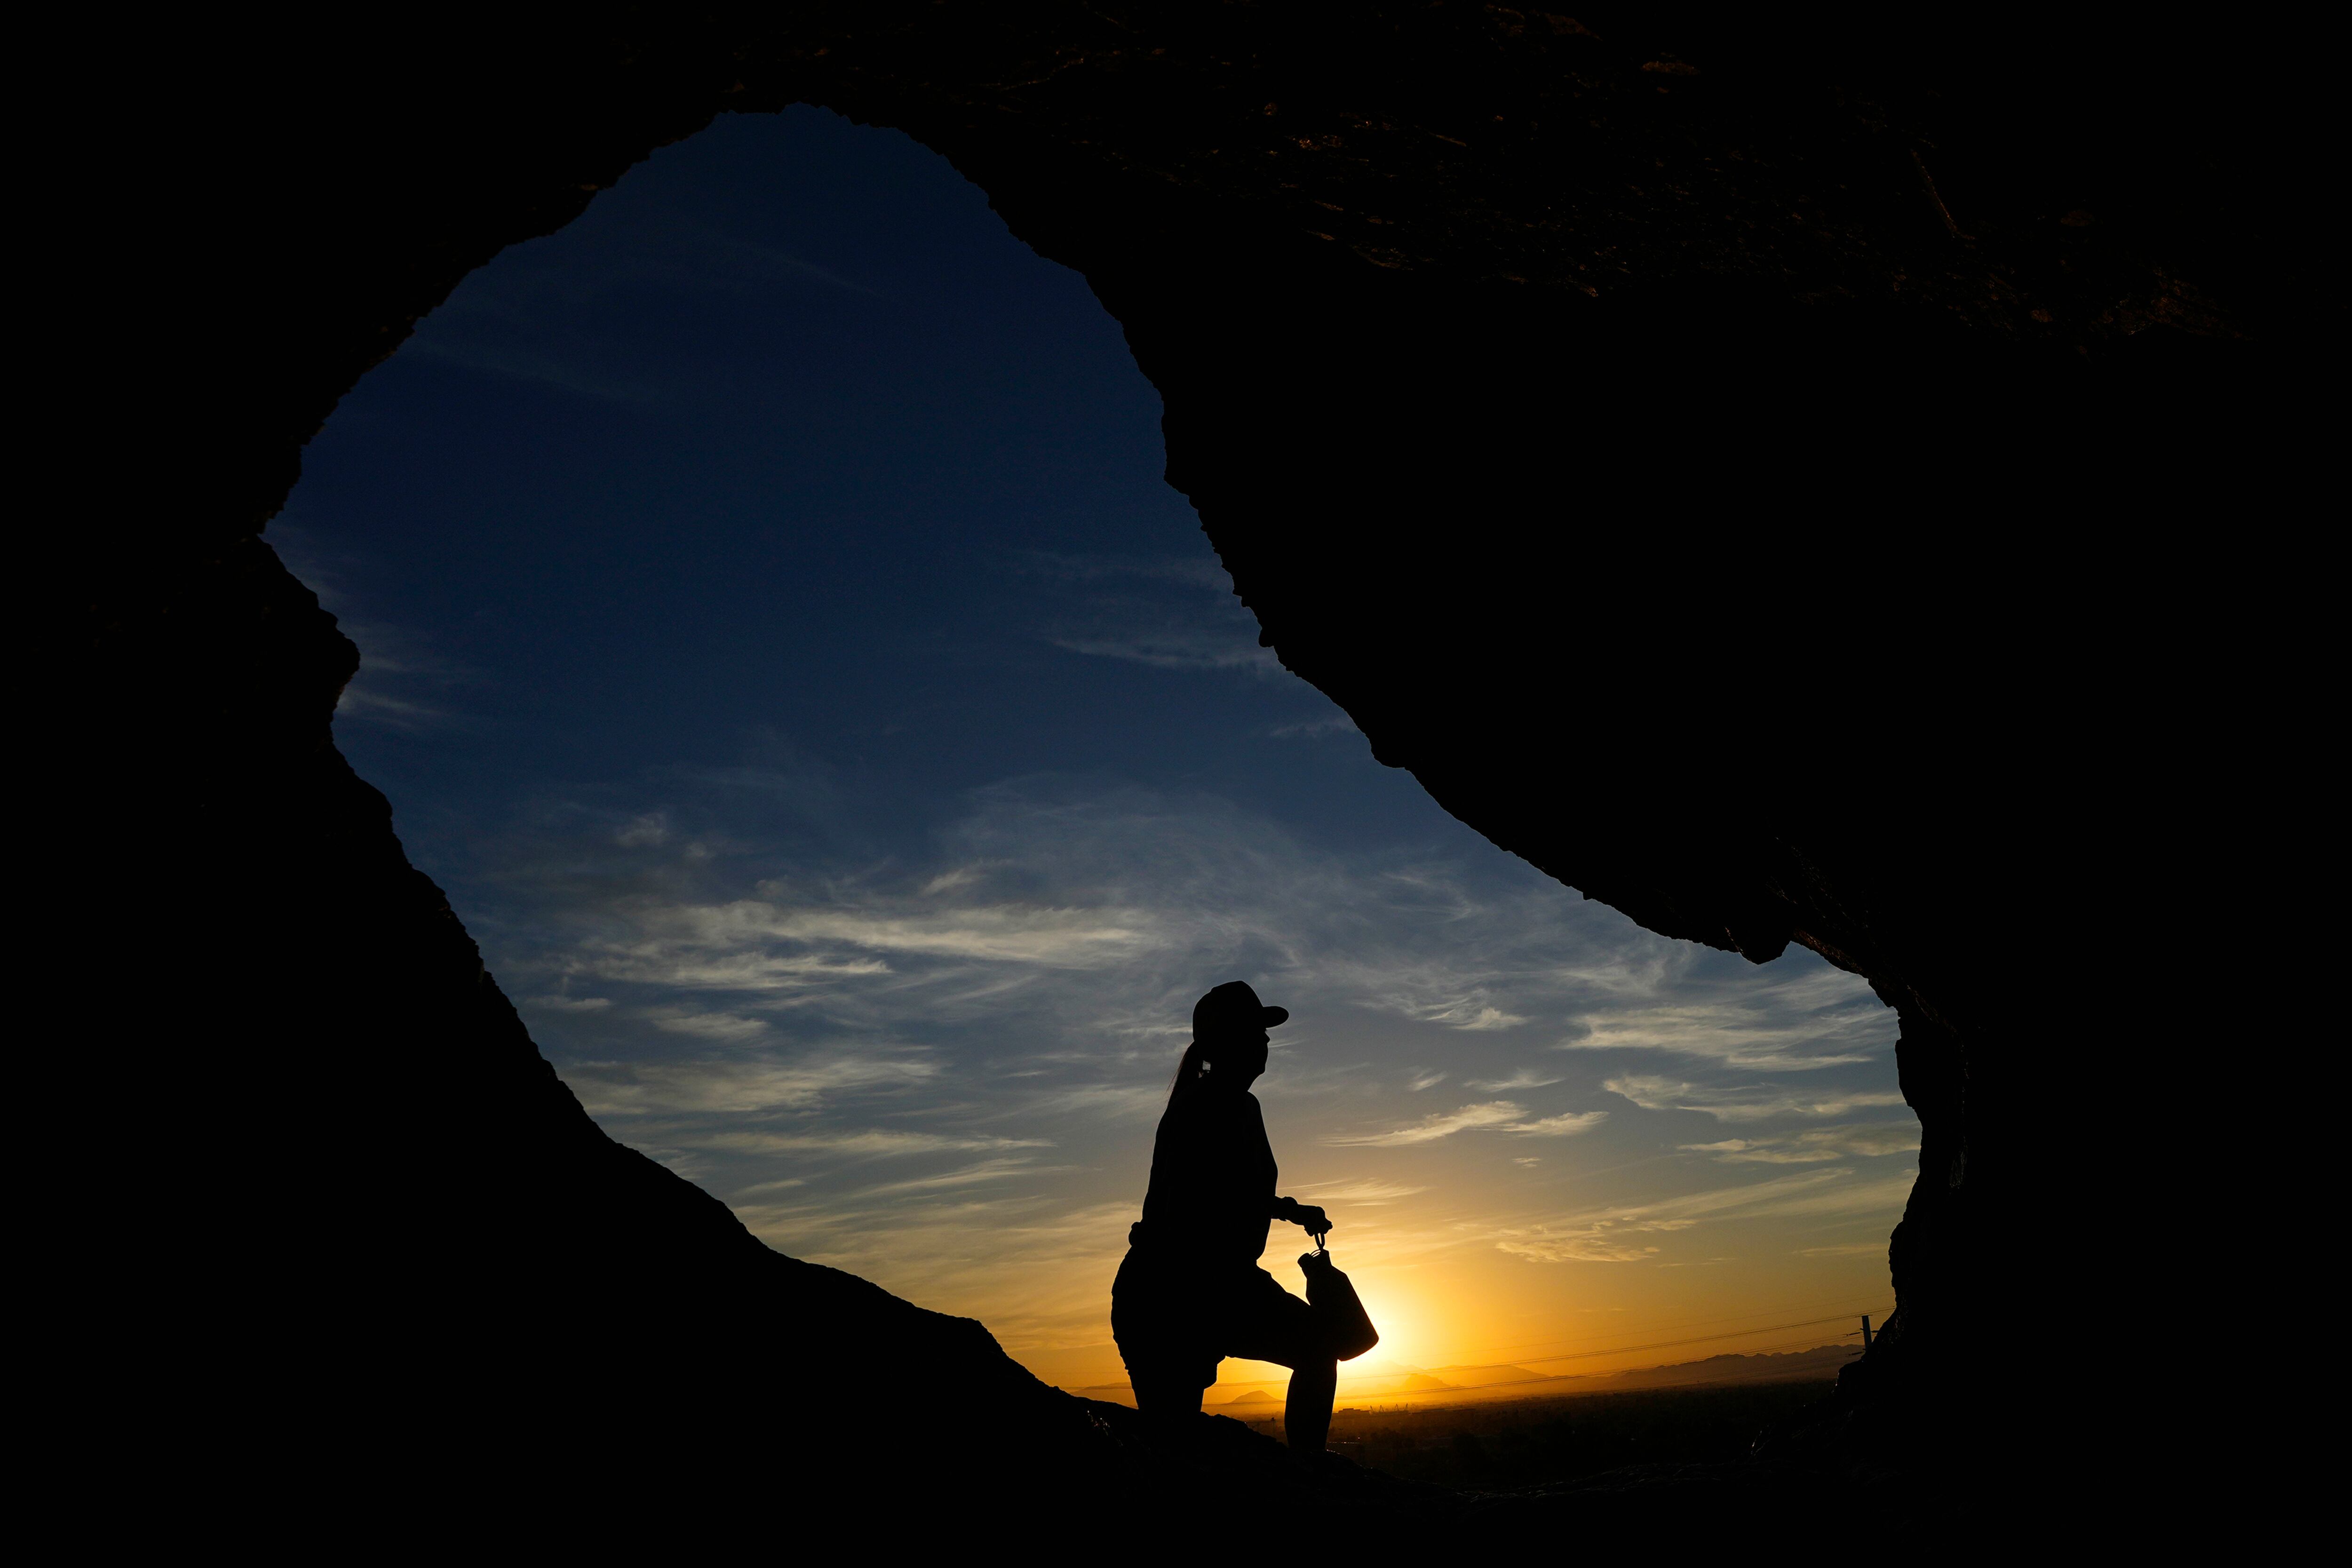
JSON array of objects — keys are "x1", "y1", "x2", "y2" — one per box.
[{"x1": 1111, "y1": 1248, "x2": 1331, "y2": 1393}]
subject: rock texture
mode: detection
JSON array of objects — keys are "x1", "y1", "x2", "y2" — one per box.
[{"x1": 66, "y1": 1, "x2": 2286, "y2": 1531}]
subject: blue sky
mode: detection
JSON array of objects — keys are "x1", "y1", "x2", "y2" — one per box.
[{"x1": 279, "y1": 107, "x2": 1913, "y2": 1395}]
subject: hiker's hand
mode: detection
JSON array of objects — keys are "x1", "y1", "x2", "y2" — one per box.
[{"x1": 1293, "y1": 1204, "x2": 1330, "y2": 1238}]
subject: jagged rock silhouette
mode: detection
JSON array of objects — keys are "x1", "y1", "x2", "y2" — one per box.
[{"x1": 64, "y1": 1, "x2": 2283, "y2": 1539}]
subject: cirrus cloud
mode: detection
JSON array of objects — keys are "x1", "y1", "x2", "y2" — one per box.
[
  {"x1": 1494, "y1": 1166, "x2": 1917, "y2": 1264},
  {"x1": 1606, "y1": 1074, "x2": 1909, "y2": 1123},
  {"x1": 1327, "y1": 1101, "x2": 1610, "y2": 1146},
  {"x1": 1680, "y1": 1124, "x2": 1922, "y2": 1163}
]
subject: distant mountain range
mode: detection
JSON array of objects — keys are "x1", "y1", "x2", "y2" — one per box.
[
  {"x1": 1409, "y1": 1364, "x2": 1545, "y2": 1389},
  {"x1": 1591, "y1": 1344, "x2": 1857, "y2": 1391},
  {"x1": 1410, "y1": 1344, "x2": 1857, "y2": 1396}
]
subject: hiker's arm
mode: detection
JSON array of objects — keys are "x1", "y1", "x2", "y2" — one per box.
[{"x1": 1272, "y1": 1196, "x2": 1331, "y2": 1236}]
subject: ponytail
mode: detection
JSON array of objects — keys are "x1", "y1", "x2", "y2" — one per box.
[{"x1": 1167, "y1": 1039, "x2": 1210, "y2": 1106}]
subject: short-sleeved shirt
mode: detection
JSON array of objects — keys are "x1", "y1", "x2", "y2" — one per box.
[{"x1": 1137, "y1": 1089, "x2": 1278, "y2": 1264}]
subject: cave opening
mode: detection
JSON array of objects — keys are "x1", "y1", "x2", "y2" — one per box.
[
  {"x1": 280, "y1": 105, "x2": 1912, "y2": 1410},
  {"x1": 56, "y1": 5, "x2": 2296, "y2": 1532}
]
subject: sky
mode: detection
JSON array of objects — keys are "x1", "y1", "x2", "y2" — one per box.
[{"x1": 278, "y1": 107, "x2": 1914, "y2": 1400}]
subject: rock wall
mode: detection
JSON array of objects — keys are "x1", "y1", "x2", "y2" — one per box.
[{"x1": 67, "y1": 1, "x2": 2282, "y2": 1526}]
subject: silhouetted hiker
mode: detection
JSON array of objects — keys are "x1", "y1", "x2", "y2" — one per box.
[{"x1": 1112, "y1": 981, "x2": 1366, "y2": 1454}]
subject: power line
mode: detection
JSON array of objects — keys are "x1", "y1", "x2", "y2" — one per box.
[
  {"x1": 1349, "y1": 1335, "x2": 1866, "y2": 1395},
  {"x1": 1455, "y1": 1292, "x2": 1893, "y2": 1362},
  {"x1": 1319, "y1": 1322, "x2": 1875, "y2": 1389}
]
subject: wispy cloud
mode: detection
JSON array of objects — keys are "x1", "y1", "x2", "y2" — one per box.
[
  {"x1": 1294, "y1": 1178, "x2": 1432, "y2": 1204},
  {"x1": 399, "y1": 334, "x2": 669, "y2": 402},
  {"x1": 331, "y1": 683, "x2": 453, "y2": 729},
  {"x1": 564, "y1": 1053, "x2": 938, "y2": 1115},
  {"x1": 1327, "y1": 1102, "x2": 1528, "y2": 1146},
  {"x1": 1555, "y1": 967, "x2": 1892, "y2": 1072},
  {"x1": 1467, "y1": 1068, "x2": 1563, "y2": 1092},
  {"x1": 1416, "y1": 1001, "x2": 1530, "y2": 1032},
  {"x1": 398, "y1": 215, "x2": 876, "y2": 402},
  {"x1": 1681, "y1": 1123, "x2": 1921, "y2": 1163},
  {"x1": 526, "y1": 995, "x2": 612, "y2": 1012},
  {"x1": 1327, "y1": 1101, "x2": 1609, "y2": 1146},
  {"x1": 268, "y1": 532, "x2": 480, "y2": 736},
  {"x1": 1494, "y1": 1167, "x2": 1916, "y2": 1264},
  {"x1": 644, "y1": 1007, "x2": 774, "y2": 1042},
  {"x1": 1021, "y1": 552, "x2": 1234, "y2": 590},
  {"x1": 1606, "y1": 1075, "x2": 1909, "y2": 1123},
  {"x1": 705, "y1": 1129, "x2": 1049, "y2": 1159},
  {"x1": 1047, "y1": 627, "x2": 1279, "y2": 673},
  {"x1": 1269, "y1": 714, "x2": 1361, "y2": 740},
  {"x1": 858, "y1": 1157, "x2": 1069, "y2": 1196},
  {"x1": 1510, "y1": 1111, "x2": 1611, "y2": 1136},
  {"x1": 1027, "y1": 553, "x2": 1283, "y2": 674},
  {"x1": 572, "y1": 898, "x2": 1156, "y2": 990}
]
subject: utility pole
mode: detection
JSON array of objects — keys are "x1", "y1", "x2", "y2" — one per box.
[{"x1": 1859, "y1": 1313, "x2": 1874, "y2": 1351}]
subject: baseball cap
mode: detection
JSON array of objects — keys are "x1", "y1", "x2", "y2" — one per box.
[{"x1": 1192, "y1": 980, "x2": 1289, "y2": 1036}]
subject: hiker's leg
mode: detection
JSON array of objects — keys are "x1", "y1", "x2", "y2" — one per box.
[
  {"x1": 1225, "y1": 1269, "x2": 1337, "y2": 1453},
  {"x1": 1285, "y1": 1358, "x2": 1335, "y2": 1453}
]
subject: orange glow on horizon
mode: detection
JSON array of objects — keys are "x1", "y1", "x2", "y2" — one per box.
[{"x1": 1181, "y1": 1271, "x2": 1894, "y2": 1407}]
